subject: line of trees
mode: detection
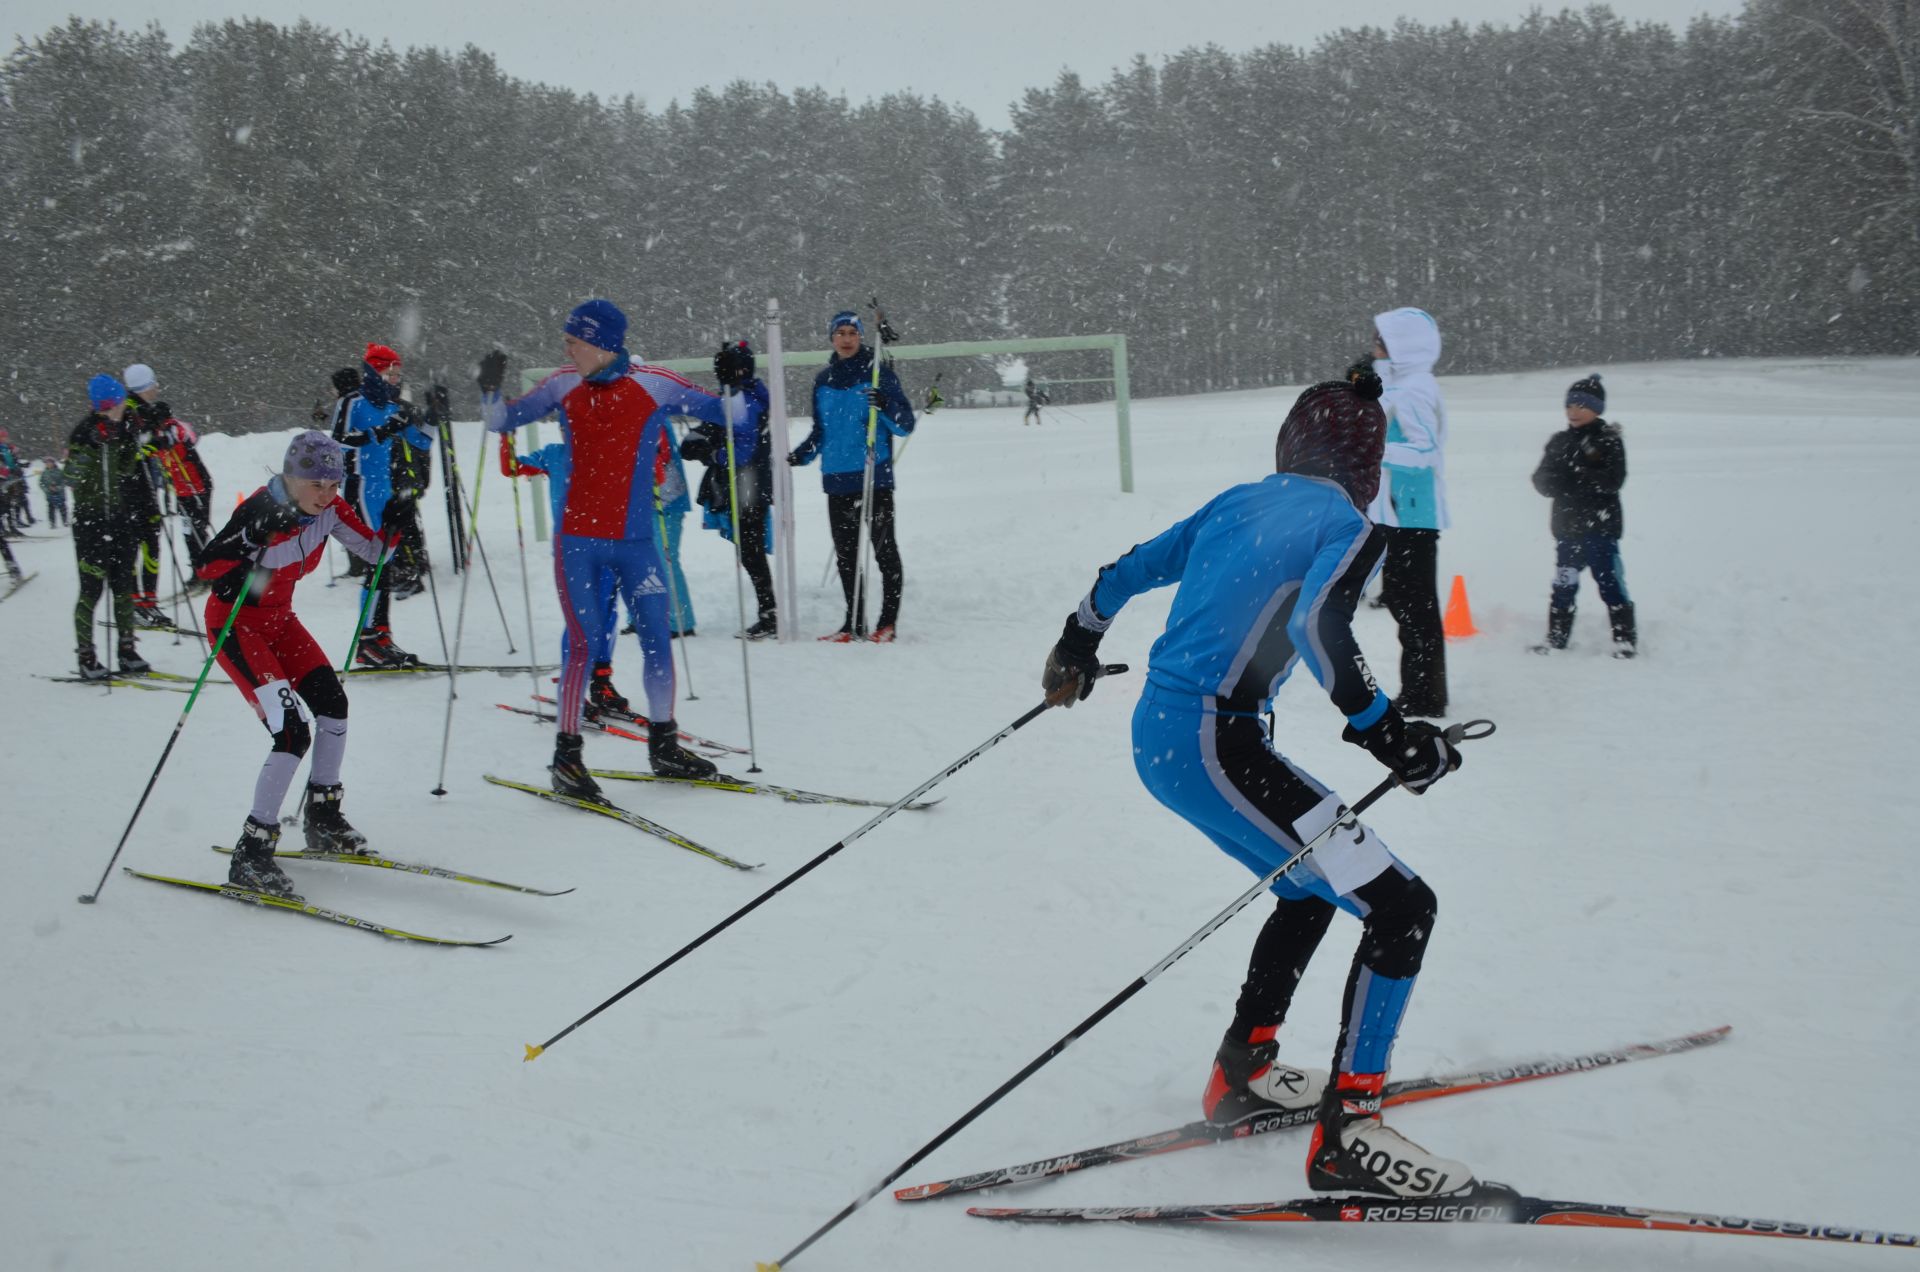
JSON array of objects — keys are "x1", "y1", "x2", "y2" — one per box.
[{"x1": 1, "y1": 3, "x2": 1912, "y2": 450}]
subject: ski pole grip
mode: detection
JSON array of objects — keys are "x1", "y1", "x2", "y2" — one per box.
[
  {"x1": 1096, "y1": 663, "x2": 1130, "y2": 678},
  {"x1": 1445, "y1": 718, "x2": 1496, "y2": 744}
]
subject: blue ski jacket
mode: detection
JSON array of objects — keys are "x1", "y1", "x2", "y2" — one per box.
[{"x1": 793, "y1": 345, "x2": 915, "y2": 495}]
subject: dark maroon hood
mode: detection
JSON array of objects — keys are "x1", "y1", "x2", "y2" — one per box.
[{"x1": 1274, "y1": 377, "x2": 1387, "y2": 508}]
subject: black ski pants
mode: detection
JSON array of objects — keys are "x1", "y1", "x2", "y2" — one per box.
[
  {"x1": 826, "y1": 486, "x2": 901, "y2": 633},
  {"x1": 1379, "y1": 526, "x2": 1447, "y2": 715},
  {"x1": 72, "y1": 515, "x2": 137, "y2": 647}
]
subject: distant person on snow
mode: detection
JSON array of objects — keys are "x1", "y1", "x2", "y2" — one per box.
[
  {"x1": 1366, "y1": 307, "x2": 1451, "y2": 719},
  {"x1": 40, "y1": 457, "x2": 70, "y2": 528},
  {"x1": 192, "y1": 431, "x2": 399, "y2": 900},
  {"x1": 680, "y1": 340, "x2": 777, "y2": 639},
  {"x1": 479, "y1": 298, "x2": 747, "y2": 799},
  {"x1": 1530, "y1": 373, "x2": 1634, "y2": 657},
  {"x1": 788, "y1": 309, "x2": 916, "y2": 642},
  {"x1": 1040, "y1": 361, "x2": 1473, "y2": 1200},
  {"x1": 66, "y1": 375, "x2": 152, "y2": 679},
  {"x1": 329, "y1": 343, "x2": 432, "y2": 668},
  {"x1": 1023, "y1": 375, "x2": 1048, "y2": 426}
]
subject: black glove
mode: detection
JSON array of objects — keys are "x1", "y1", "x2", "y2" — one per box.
[
  {"x1": 1343, "y1": 709, "x2": 1461, "y2": 794},
  {"x1": 477, "y1": 350, "x2": 508, "y2": 395},
  {"x1": 864, "y1": 386, "x2": 892, "y2": 418},
  {"x1": 427, "y1": 383, "x2": 451, "y2": 421},
  {"x1": 714, "y1": 341, "x2": 755, "y2": 389},
  {"x1": 1042, "y1": 613, "x2": 1104, "y2": 707},
  {"x1": 679, "y1": 428, "x2": 718, "y2": 465},
  {"x1": 243, "y1": 495, "x2": 303, "y2": 545}
]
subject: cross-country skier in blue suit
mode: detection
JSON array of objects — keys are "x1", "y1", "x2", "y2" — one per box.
[{"x1": 1040, "y1": 363, "x2": 1472, "y2": 1201}]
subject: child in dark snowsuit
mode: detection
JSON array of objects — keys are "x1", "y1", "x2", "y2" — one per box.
[{"x1": 1530, "y1": 373, "x2": 1635, "y2": 657}]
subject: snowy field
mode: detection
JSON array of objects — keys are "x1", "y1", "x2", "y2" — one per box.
[{"x1": 3, "y1": 355, "x2": 1917, "y2": 1270}]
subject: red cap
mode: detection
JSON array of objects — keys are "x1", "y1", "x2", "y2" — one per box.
[{"x1": 364, "y1": 343, "x2": 403, "y2": 373}]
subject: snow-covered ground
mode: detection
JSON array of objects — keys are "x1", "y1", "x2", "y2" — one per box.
[{"x1": 4, "y1": 356, "x2": 1917, "y2": 1270}]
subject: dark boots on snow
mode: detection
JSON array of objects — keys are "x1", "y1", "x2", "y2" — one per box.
[
  {"x1": 648, "y1": 718, "x2": 718, "y2": 780},
  {"x1": 227, "y1": 816, "x2": 301, "y2": 901},
  {"x1": 303, "y1": 783, "x2": 372, "y2": 855},
  {"x1": 585, "y1": 663, "x2": 629, "y2": 719},
  {"x1": 551, "y1": 731, "x2": 605, "y2": 802},
  {"x1": 77, "y1": 644, "x2": 109, "y2": 681},
  {"x1": 116, "y1": 637, "x2": 150, "y2": 676},
  {"x1": 1608, "y1": 602, "x2": 1638, "y2": 658},
  {"x1": 1531, "y1": 606, "x2": 1574, "y2": 654}
]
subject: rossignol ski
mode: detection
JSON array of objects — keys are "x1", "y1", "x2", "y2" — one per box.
[
  {"x1": 497, "y1": 703, "x2": 732, "y2": 756},
  {"x1": 591, "y1": 769, "x2": 942, "y2": 811},
  {"x1": 531, "y1": 694, "x2": 747, "y2": 754},
  {"x1": 209, "y1": 845, "x2": 572, "y2": 896},
  {"x1": 895, "y1": 1026, "x2": 1729, "y2": 1201},
  {"x1": 123, "y1": 868, "x2": 511, "y2": 946}
]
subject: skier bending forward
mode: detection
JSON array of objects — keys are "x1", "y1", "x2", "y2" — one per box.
[
  {"x1": 1040, "y1": 363, "x2": 1470, "y2": 1198},
  {"x1": 193, "y1": 431, "x2": 395, "y2": 901}
]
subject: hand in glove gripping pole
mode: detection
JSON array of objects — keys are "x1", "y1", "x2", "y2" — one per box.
[
  {"x1": 1042, "y1": 613, "x2": 1106, "y2": 708},
  {"x1": 1343, "y1": 707, "x2": 1463, "y2": 793}
]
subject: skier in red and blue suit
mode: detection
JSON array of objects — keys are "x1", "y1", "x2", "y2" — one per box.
[{"x1": 478, "y1": 298, "x2": 752, "y2": 799}]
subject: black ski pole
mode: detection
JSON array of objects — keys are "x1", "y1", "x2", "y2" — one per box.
[
  {"x1": 521, "y1": 665, "x2": 1132, "y2": 1063},
  {"x1": 457, "y1": 459, "x2": 517, "y2": 655},
  {"x1": 756, "y1": 719, "x2": 1497, "y2": 1271},
  {"x1": 77, "y1": 553, "x2": 267, "y2": 904}
]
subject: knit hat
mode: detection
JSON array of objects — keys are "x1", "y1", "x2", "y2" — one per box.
[
  {"x1": 330, "y1": 367, "x2": 359, "y2": 397},
  {"x1": 283, "y1": 429, "x2": 345, "y2": 483},
  {"x1": 1273, "y1": 368, "x2": 1387, "y2": 508},
  {"x1": 1566, "y1": 373, "x2": 1605, "y2": 414},
  {"x1": 87, "y1": 374, "x2": 126, "y2": 409},
  {"x1": 828, "y1": 310, "x2": 863, "y2": 338},
  {"x1": 563, "y1": 299, "x2": 628, "y2": 353},
  {"x1": 123, "y1": 363, "x2": 158, "y2": 394},
  {"x1": 364, "y1": 344, "x2": 403, "y2": 374}
]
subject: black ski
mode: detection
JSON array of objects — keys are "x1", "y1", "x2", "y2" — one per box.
[
  {"x1": 483, "y1": 774, "x2": 762, "y2": 870},
  {"x1": 123, "y1": 868, "x2": 511, "y2": 946},
  {"x1": 895, "y1": 1026, "x2": 1729, "y2": 1201},
  {"x1": 2, "y1": 570, "x2": 37, "y2": 602},
  {"x1": 967, "y1": 1180, "x2": 1919, "y2": 1252},
  {"x1": 209, "y1": 845, "x2": 573, "y2": 896},
  {"x1": 590, "y1": 769, "x2": 942, "y2": 811}
]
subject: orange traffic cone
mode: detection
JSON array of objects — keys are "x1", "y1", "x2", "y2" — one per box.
[{"x1": 1442, "y1": 574, "x2": 1478, "y2": 639}]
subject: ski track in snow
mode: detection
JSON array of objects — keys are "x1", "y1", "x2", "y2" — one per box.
[{"x1": 3, "y1": 356, "x2": 1917, "y2": 1270}]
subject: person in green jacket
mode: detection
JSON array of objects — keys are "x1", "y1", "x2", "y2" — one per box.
[{"x1": 66, "y1": 374, "x2": 152, "y2": 678}]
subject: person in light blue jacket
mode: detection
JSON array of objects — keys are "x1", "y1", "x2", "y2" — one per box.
[
  {"x1": 1363, "y1": 307, "x2": 1450, "y2": 717},
  {"x1": 788, "y1": 309, "x2": 915, "y2": 641}
]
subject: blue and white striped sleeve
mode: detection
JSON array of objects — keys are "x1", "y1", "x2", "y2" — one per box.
[
  {"x1": 1286, "y1": 514, "x2": 1391, "y2": 724},
  {"x1": 1078, "y1": 502, "x2": 1210, "y2": 632}
]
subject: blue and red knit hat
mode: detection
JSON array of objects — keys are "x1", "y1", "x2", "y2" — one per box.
[{"x1": 564, "y1": 299, "x2": 628, "y2": 353}]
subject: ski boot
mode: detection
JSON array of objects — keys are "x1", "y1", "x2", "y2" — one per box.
[
  {"x1": 817, "y1": 627, "x2": 859, "y2": 643},
  {"x1": 77, "y1": 644, "x2": 110, "y2": 681},
  {"x1": 1202, "y1": 1026, "x2": 1327, "y2": 1125},
  {"x1": 1530, "y1": 606, "x2": 1573, "y2": 655},
  {"x1": 739, "y1": 616, "x2": 778, "y2": 641},
  {"x1": 227, "y1": 817, "x2": 302, "y2": 901},
  {"x1": 586, "y1": 664, "x2": 630, "y2": 720},
  {"x1": 354, "y1": 628, "x2": 420, "y2": 669},
  {"x1": 116, "y1": 637, "x2": 151, "y2": 676},
  {"x1": 133, "y1": 599, "x2": 173, "y2": 630},
  {"x1": 550, "y1": 732, "x2": 606, "y2": 802},
  {"x1": 1608, "y1": 602, "x2": 1638, "y2": 660},
  {"x1": 869, "y1": 625, "x2": 897, "y2": 644},
  {"x1": 648, "y1": 718, "x2": 719, "y2": 780},
  {"x1": 303, "y1": 783, "x2": 372, "y2": 856},
  {"x1": 1306, "y1": 1071, "x2": 1473, "y2": 1197}
]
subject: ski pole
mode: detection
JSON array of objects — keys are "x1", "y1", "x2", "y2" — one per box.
[
  {"x1": 722, "y1": 392, "x2": 761, "y2": 772},
  {"x1": 76, "y1": 551, "x2": 267, "y2": 904},
  {"x1": 757, "y1": 718, "x2": 1497, "y2": 1270},
  {"x1": 504, "y1": 436, "x2": 543, "y2": 710},
  {"x1": 431, "y1": 422, "x2": 495, "y2": 797},
  {"x1": 522, "y1": 665, "x2": 1132, "y2": 1063},
  {"x1": 653, "y1": 491, "x2": 697, "y2": 701}
]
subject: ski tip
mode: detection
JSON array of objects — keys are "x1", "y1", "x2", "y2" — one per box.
[
  {"x1": 754, "y1": 1262, "x2": 782, "y2": 1271},
  {"x1": 894, "y1": 1183, "x2": 944, "y2": 1201},
  {"x1": 524, "y1": 1043, "x2": 545, "y2": 1063}
]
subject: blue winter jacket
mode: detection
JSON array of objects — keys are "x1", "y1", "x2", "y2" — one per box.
[
  {"x1": 336, "y1": 394, "x2": 431, "y2": 530},
  {"x1": 793, "y1": 346, "x2": 915, "y2": 495}
]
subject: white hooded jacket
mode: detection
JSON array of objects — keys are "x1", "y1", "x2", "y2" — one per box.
[{"x1": 1364, "y1": 307, "x2": 1450, "y2": 531}]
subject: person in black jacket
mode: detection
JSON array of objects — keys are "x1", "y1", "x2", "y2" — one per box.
[
  {"x1": 1530, "y1": 374, "x2": 1634, "y2": 657},
  {"x1": 682, "y1": 341, "x2": 778, "y2": 638}
]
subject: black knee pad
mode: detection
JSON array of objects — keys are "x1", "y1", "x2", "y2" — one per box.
[
  {"x1": 1355, "y1": 873, "x2": 1437, "y2": 981},
  {"x1": 296, "y1": 667, "x2": 349, "y2": 720},
  {"x1": 270, "y1": 713, "x2": 312, "y2": 758}
]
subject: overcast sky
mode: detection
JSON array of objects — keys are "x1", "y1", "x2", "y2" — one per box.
[{"x1": 7, "y1": 0, "x2": 1749, "y2": 128}]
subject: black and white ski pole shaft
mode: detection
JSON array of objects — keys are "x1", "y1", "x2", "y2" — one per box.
[
  {"x1": 723, "y1": 392, "x2": 761, "y2": 772},
  {"x1": 756, "y1": 719, "x2": 1496, "y2": 1271},
  {"x1": 76, "y1": 552, "x2": 267, "y2": 904},
  {"x1": 521, "y1": 664, "x2": 1132, "y2": 1063},
  {"x1": 504, "y1": 435, "x2": 543, "y2": 709},
  {"x1": 432, "y1": 423, "x2": 494, "y2": 796}
]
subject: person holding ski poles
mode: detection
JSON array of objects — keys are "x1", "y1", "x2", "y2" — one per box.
[
  {"x1": 1023, "y1": 374, "x2": 1049, "y2": 426},
  {"x1": 192, "y1": 431, "x2": 398, "y2": 899},
  {"x1": 1039, "y1": 362, "x2": 1472, "y2": 1199},
  {"x1": 67, "y1": 375, "x2": 152, "y2": 678},
  {"x1": 124, "y1": 362, "x2": 216, "y2": 554},
  {"x1": 329, "y1": 343, "x2": 432, "y2": 668},
  {"x1": 789, "y1": 309, "x2": 915, "y2": 642},
  {"x1": 478, "y1": 298, "x2": 746, "y2": 799},
  {"x1": 682, "y1": 340, "x2": 776, "y2": 639}
]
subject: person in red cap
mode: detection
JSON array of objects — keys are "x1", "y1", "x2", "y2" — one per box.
[{"x1": 328, "y1": 342, "x2": 433, "y2": 667}]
